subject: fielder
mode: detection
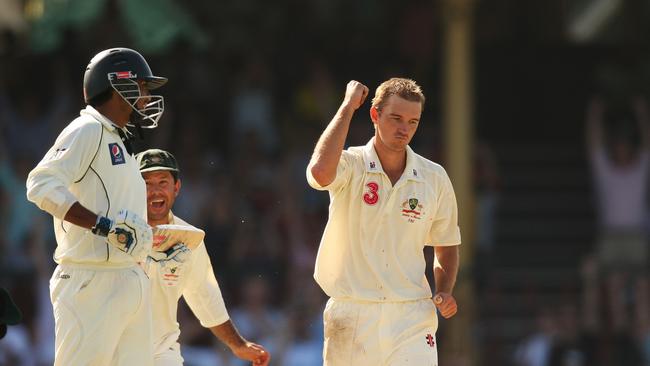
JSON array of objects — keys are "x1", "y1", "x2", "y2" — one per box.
[
  {"x1": 135, "y1": 148, "x2": 270, "y2": 366},
  {"x1": 25, "y1": 48, "x2": 166, "y2": 366},
  {"x1": 307, "y1": 78, "x2": 461, "y2": 365}
]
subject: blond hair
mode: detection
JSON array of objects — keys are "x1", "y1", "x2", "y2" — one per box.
[{"x1": 371, "y1": 78, "x2": 425, "y2": 111}]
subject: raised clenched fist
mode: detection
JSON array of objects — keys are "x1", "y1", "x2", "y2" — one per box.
[{"x1": 343, "y1": 80, "x2": 369, "y2": 110}]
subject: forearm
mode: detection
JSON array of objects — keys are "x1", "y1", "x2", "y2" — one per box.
[
  {"x1": 308, "y1": 104, "x2": 355, "y2": 186},
  {"x1": 63, "y1": 202, "x2": 99, "y2": 230},
  {"x1": 209, "y1": 319, "x2": 247, "y2": 350},
  {"x1": 433, "y1": 245, "x2": 459, "y2": 294}
]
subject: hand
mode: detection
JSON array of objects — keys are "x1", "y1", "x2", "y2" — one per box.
[
  {"x1": 147, "y1": 243, "x2": 191, "y2": 268},
  {"x1": 232, "y1": 342, "x2": 270, "y2": 366},
  {"x1": 99, "y1": 210, "x2": 153, "y2": 261},
  {"x1": 433, "y1": 292, "x2": 457, "y2": 319},
  {"x1": 342, "y1": 80, "x2": 369, "y2": 110}
]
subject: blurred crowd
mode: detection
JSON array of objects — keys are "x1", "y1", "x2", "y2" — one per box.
[
  {"x1": 0, "y1": 1, "x2": 445, "y2": 365},
  {"x1": 1, "y1": 0, "x2": 650, "y2": 365}
]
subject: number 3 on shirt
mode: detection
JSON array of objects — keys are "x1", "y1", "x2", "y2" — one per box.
[{"x1": 363, "y1": 182, "x2": 379, "y2": 205}]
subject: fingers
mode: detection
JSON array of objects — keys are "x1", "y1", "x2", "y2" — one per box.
[
  {"x1": 237, "y1": 343, "x2": 269, "y2": 366},
  {"x1": 253, "y1": 352, "x2": 270, "y2": 366},
  {"x1": 344, "y1": 80, "x2": 369, "y2": 110},
  {"x1": 358, "y1": 83, "x2": 369, "y2": 106},
  {"x1": 433, "y1": 293, "x2": 458, "y2": 319},
  {"x1": 252, "y1": 350, "x2": 270, "y2": 366}
]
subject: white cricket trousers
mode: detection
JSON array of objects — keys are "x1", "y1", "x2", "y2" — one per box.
[
  {"x1": 50, "y1": 263, "x2": 153, "y2": 366},
  {"x1": 323, "y1": 297, "x2": 439, "y2": 366}
]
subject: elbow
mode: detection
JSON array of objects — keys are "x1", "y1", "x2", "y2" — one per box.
[
  {"x1": 309, "y1": 164, "x2": 334, "y2": 187},
  {"x1": 25, "y1": 175, "x2": 39, "y2": 205}
]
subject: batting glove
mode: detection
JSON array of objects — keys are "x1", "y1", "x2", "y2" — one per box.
[
  {"x1": 92, "y1": 209, "x2": 153, "y2": 261},
  {"x1": 147, "y1": 243, "x2": 191, "y2": 268}
]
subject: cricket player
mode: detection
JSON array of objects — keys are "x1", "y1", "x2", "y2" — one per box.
[
  {"x1": 136, "y1": 148, "x2": 270, "y2": 366},
  {"x1": 307, "y1": 79, "x2": 461, "y2": 365},
  {"x1": 26, "y1": 48, "x2": 167, "y2": 366}
]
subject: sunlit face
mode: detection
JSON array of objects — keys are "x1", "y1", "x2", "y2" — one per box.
[
  {"x1": 143, "y1": 170, "x2": 180, "y2": 224},
  {"x1": 370, "y1": 95, "x2": 421, "y2": 152}
]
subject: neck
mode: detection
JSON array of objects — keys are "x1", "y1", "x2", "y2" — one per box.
[
  {"x1": 95, "y1": 103, "x2": 129, "y2": 128},
  {"x1": 149, "y1": 218, "x2": 170, "y2": 226},
  {"x1": 373, "y1": 136, "x2": 407, "y2": 176},
  {"x1": 149, "y1": 212, "x2": 172, "y2": 227}
]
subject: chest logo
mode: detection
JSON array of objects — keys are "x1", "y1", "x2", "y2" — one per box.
[
  {"x1": 401, "y1": 198, "x2": 423, "y2": 222},
  {"x1": 108, "y1": 143, "x2": 125, "y2": 165},
  {"x1": 363, "y1": 181, "x2": 379, "y2": 205},
  {"x1": 162, "y1": 265, "x2": 181, "y2": 286}
]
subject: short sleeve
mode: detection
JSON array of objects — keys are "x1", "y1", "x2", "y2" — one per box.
[
  {"x1": 26, "y1": 120, "x2": 102, "y2": 219},
  {"x1": 427, "y1": 171, "x2": 462, "y2": 246},
  {"x1": 306, "y1": 150, "x2": 355, "y2": 193},
  {"x1": 182, "y1": 243, "x2": 230, "y2": 328}
]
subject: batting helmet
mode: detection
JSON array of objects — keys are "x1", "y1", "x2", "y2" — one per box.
[{"x1": 83, "y1": 48, "x2": 168, "y2": 128}]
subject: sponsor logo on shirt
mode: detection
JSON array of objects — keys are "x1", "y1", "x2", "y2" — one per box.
[
  {"x1": 108, "y1": 143, "x2": 125, "y2": 165},
  {"x1": 401, "y1": 198, "x2": 424, "y2": 222},
  {"x1": 425, "y1": 333, "x2": 435, "y2": 347},
  {"x1": 46, "y1": 147, "x2": 68, "y2": 161}
]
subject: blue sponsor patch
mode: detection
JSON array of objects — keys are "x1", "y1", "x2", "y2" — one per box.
[{"x1": 108, "y1": 143, "x2": 126, "y2": 165}]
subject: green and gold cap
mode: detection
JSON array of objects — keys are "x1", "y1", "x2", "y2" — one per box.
[{"x1": 135, "y1": 149, "x2": 179, "y2": 173}]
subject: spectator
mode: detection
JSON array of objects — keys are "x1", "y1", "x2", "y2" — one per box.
[{"x1": 585, "y1": 95, "x2": 649, "y2": 338}]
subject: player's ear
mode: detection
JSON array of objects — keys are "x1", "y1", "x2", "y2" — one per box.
[
  {"x1": 174, "y1": 178, "x2": 181, "y2": 197},
  {"x1": 370, "y1": 106, "x2": 379, "y2": 125}
]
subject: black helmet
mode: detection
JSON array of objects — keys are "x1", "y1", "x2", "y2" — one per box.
[{"x1": 83, "y1": 48, "x2": 167, "y2": 128}]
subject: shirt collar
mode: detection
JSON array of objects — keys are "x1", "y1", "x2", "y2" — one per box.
[
  {"x1": 80, "y1": 105, "x2": 127, "y2": 135},
  {"x1": 362, "y1": 137, "x2": 424, "y2": 182}
]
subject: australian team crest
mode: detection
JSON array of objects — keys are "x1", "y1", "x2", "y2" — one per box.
[
  {"x1": 401, "y1": 197, "x2": 424, "y2": 222},
  {"x1": 162, "y1": 265, "x2": 181, "y2": 286},
  {"x1": 108, "y1": 143, "x2": 125, "y2": 165}
]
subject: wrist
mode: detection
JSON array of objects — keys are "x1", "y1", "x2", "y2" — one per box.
[
  {"x1": 338, "y1": 103, "x2": 356, "y2": 116},
  {"x1": 91, "y1": 215, "x2": 113, "y2": 237},
  {"x1": 228, "y1": 337, "x2": 247, "y2": 351}
]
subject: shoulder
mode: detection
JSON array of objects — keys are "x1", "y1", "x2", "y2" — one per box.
[
  {"x1": 346, "y1": 145, "x2": 365, "y2": 156},
  {"x1": 62, "y1": 114, "x2": 103, "y2": 138},
  {"x1": 172, "y1": 215, "x2": 202, "y2": 231},
  {"x1": 342, "y1": 145, "x2": 366, "y2": 164},
  {"x1": 413, "y1": 152, "x2": 450, "y2": 181},
  {"x1": 343, "y1": 145, "x2": 364, "y2": 159}
]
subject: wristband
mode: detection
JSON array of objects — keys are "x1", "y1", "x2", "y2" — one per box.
[{"x1": 91, "y1": 216, "x2": 112, "y2": 237}]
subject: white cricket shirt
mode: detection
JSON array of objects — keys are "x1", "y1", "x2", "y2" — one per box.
[
  {"x1": 591, "y1": 148, "x2": 649, "y2": 229},
  {"x1": 150, "y1": 214, "x2": 229, "y2": 356},
  {"x1": 26, "y1": 106, "x2": 147, "y2": 266},
  {"x1": 307, "y1": 138, "x2": 461, "y2": 302}
]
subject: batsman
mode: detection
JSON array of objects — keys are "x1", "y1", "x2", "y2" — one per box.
[
  {"x1": 26, "y1": 48, "x2": 166, "y2": 365},
  {"x1": 307, "y1": 78, "x2": 461, "y2": 365},
  {"x1": 136, "y1": 148, "x2": 270, "y2": 366}
]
